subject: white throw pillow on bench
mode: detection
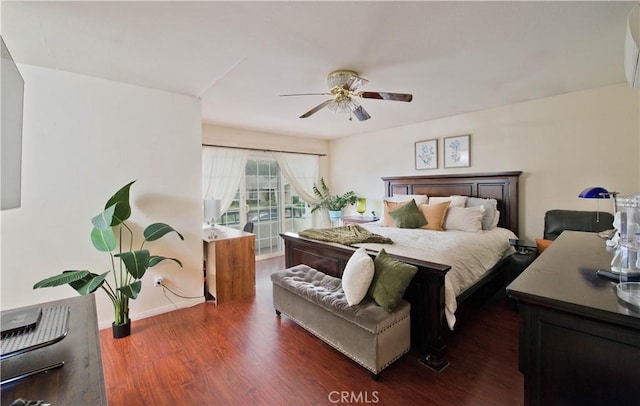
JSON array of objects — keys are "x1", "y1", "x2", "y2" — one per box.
[{"x1": 341, "y1": 247, "x2": 375, "y2": 306}]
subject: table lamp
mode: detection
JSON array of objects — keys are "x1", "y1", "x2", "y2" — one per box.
[
  {"x1": 578, "y1": 186, "x2": 618, "y2": 222},
  {"x1": 204, "y1": 199, "x2": 221, "y2": 227}
]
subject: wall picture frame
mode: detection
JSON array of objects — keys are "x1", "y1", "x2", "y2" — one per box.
[
  {"x1": 415, "y1": 139, "x2": 438, "y2": 170},
  {"x1": 444, "y1": 134, "x2": 470, "y2": 168}
]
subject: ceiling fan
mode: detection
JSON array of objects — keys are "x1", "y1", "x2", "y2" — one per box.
[{"x1": 281, "y1": 70, "x2": 413, "y2": 121}]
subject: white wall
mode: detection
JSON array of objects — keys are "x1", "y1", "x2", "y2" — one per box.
[
  {"x1": 202, "y1": 124, "x2": 330, "y2": 175},
  {"x1": 330, "y1": 84, "x2": 639, "y2": 240},
  {"x1": 0, "y1": 65, "x2": 204, "y2": 328}
]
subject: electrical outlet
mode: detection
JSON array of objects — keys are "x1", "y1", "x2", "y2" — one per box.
[{"x1": 154, "y1": 275, "x2": 164, "y2": 287}]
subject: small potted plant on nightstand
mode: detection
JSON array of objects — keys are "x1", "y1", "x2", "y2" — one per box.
[
  {"x1": 33, "y1": 180, "x2": 184, "y2": 338},
  {"x1": 310, "y1": 178, "x2": 358, "y2": 222}
]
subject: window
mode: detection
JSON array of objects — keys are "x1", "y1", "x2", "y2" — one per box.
[{"x1": 217, "y1": 155, "x2": 312, "y2": 258}]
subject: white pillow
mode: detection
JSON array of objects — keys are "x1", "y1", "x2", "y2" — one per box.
[
  {"x1": 491, "y1": 210, "x2": 500, "y2": 229},
  {"x1": 444, "y1": 206, "x2": 485, "y2": 232},
  {"x1": 466, "y1": 197, "x2": 498, "y2": 230},
  {"x1": 341, "y1": 248, "x2": 375, "y2": 306},
  {"x1": 429, "y1": 195, "x2": 467, "y2": 208},
  {"x1": 385, "y1": 194, "x2": 428, "y2": 205}
]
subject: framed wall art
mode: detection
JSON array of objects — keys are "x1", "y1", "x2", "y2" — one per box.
[
  {"x1": 444, "y1": 134, "x2": 470, "y2": 168},
  {"x1": 415, "y1": 139, "x2": 438, "y2": 170}
]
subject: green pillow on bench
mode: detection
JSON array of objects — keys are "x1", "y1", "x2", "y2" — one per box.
[{"x1": 367, "y1": 249, "x2": 417, "y2": 312}]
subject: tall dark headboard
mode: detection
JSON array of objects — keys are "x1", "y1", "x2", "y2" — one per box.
[{"x1": 382, "y1": 171, "x2": 522, "y2": 236}]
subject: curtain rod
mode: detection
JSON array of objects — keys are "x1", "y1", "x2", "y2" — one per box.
[{"x1": 202, "y1": 143, "x2": 327, "y2": 157}]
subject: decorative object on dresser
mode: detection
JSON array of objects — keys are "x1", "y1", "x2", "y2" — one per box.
[
  {"x1": 281, "y1": 171, "x2": 522, "y2": 371},
  {"x1": 415, "y1": 139, "x2": 438, "y2": 170},
  {"x1": 310, "y1": 177, "x2": 358, "y2": 222},
  {"x1": 610, "y1": 193, "x2": 640, "y2": 283},
  {"x1": 443, "y1": 134, "x2": 470, "y2": 168},
  {"x1": 33, "y1": 181, "x2": 184, "y2": 338}
]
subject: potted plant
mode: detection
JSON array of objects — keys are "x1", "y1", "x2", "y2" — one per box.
[
  {"x1": 310, "y1": 178, "x2": 358, "y2": 222},
  {"x1": 33, "y1": 180, "x2": 184, "y2": 338}
]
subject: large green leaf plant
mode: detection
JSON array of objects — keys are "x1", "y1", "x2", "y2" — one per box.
[{"x1": 33, "y1": 181, "x2": 184, "y2": 326}]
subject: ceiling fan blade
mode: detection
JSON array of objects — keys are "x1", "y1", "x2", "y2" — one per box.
[
  {"x1": 358, "y1": 91, "x2": 413, "y2": 102},
  {"x1": 300, "y1": 99, "x2": 334, "y2": 118},
  {"x1": 352, "y1": 105, "x2": 371, "y2": 121},
  {"x1": 343, "y1": 75, "x2": 369, "y2": 91},
  {"x1": 280, "y1": 93, "x2": 332, "y2": 97}
]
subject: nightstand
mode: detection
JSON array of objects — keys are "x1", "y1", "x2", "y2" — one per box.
[
  {"x1": 506, "y1": 239, "x2": 538, "y2": 281},
  {"x1": 342, "y1": 216, "x2": 379, "y2": 225}
]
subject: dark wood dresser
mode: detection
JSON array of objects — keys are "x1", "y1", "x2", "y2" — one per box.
[
  {"x1": 1, "y1": 294, "x2": 107, "y2": 405},
  {"x1": 507, "y1": 231, "x2": 640, "y2": 406}
]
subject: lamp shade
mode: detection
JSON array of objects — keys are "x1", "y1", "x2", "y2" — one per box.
[
  {"x1": 578, "y1": 187, "x2": 611, "y2": 199},
  {"x1": 203, "y1": 199, "x2": 221, "y2": 219}
]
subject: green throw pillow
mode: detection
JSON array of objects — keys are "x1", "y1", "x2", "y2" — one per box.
[
  {"x1": 389, "y1": 199, "x2": 427, "y2": 228},
  {"x1": 367, "y1": 249, "x2": 418, "y2": 312}
]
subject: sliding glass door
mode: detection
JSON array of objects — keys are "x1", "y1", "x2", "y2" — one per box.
[{"x1": 218, "y1": 155, "x2": 311, "y2": 258}]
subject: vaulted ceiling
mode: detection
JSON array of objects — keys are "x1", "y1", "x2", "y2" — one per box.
[{"x1": 2, "y1": 1, "x2": 635, "y2": 139}]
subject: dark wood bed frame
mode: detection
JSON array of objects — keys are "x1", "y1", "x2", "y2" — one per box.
[{"x1": 280, "y1": 171, "x2": 522, "y2": 371}]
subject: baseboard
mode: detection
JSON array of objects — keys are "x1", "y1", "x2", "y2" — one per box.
[{"x1": 97, "y1": 297, "x2": 205, "y2": 330}]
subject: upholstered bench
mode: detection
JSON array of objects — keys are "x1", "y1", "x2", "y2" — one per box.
[{"x1": 271, "y1": 264, "x2": 411, "y2": 379}]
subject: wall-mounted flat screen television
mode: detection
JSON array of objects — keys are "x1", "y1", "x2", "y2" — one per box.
[{"x1": 1, "y1": 36, "x2": 24, "y2": 210}]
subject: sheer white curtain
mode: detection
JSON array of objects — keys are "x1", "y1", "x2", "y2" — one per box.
[
  {"x1": 272, "y1": 152, "x2": 320, "y2": 204},
  {"x1": 273, "y1": 152, "x2": 327, "y2": 227},
  {"x1": 202, "y1": 147, "x2": 248, "y2": 213}
]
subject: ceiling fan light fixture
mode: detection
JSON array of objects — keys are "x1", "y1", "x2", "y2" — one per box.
[
  {"x1": 327, "y1": 97, "x2": 359, "y2": 115},
  {"x1": 293, "y1": 69, "x2": 410, "y2": 121},
  {"x1": 327, "y1": 70, "x2": 359, "y2": 88}
]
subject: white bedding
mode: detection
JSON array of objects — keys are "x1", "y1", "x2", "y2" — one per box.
[{"x1": 355, "y1": 223, "x2": 517, "y2": 330}]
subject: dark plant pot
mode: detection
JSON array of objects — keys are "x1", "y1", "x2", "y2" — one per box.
[{"x1": 112, "y1": 321, "x2": 131, "y2": 339}]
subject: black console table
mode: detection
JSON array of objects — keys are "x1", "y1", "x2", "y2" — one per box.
[
  {"x1": 507, "y1": 231, "x2": 640, "y2": 406},
  {"x1": 1, "y1": 294, "x2": 107, "y2": 405}
]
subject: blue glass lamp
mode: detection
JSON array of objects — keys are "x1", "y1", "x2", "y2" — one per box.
[
  {"x1": 578, "y1": 187, "x2": 612, "y2": 199},
  {"x1": 578, "y1": 187, "x2": 618, "y2": 221}
]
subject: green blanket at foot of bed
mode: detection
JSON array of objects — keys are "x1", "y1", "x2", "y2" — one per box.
[{"x1": 297, "y1": 224, "x2": 393, "y2": 246}]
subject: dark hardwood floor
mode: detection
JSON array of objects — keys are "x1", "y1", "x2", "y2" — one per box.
[{"x1": 100, "y1": 256, "x2": 523, "y2": 405}]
